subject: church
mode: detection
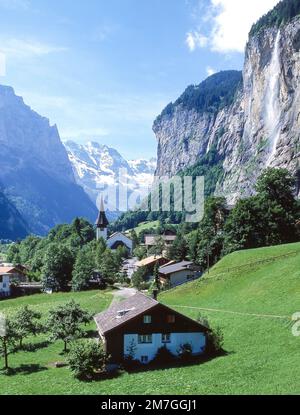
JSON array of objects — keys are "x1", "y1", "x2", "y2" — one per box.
[{"x1": 95, "y1": 197, "x2": 133, "y2": 253}]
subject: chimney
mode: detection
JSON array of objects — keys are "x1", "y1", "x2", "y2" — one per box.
[{"x1": 152, "y1": 289, "x2": 158, "y2": 301}]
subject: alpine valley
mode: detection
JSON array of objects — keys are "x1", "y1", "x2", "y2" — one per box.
[{"x1": 0, "y1": 84, "x2": 156, "y2": 239}]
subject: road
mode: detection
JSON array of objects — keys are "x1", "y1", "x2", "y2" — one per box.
[{"x1": 111, "y1": 286, "x2": 137, "y2": 303}]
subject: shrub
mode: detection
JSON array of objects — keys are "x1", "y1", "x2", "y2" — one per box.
[
  {"x1": 152, "y1": 346, "x2": 176, "y2": 365},
  {"x1": 67, "y1": 340, "x2": 108, "y2": 380},
  {"x1": 197, "y1": 313, "x2": 224, "y2": 355},
  {"x1": 177, "y1": 343, "x2": 193, "y2": 362},
  {"x1": 206, "y1": 327, "x2": 224, "y2": 355}
]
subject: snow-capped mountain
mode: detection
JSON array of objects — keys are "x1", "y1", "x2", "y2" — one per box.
[{"x1": 64, "y1": 141, "x2": 156, "y2": 213}]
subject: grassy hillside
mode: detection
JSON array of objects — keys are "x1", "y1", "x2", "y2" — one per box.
[
  {"x1": 160, "y1": 242, "x2": 300, "y2": 394},
  {"x1": 0, "y1": 242, "x2": 299, "y2": 394},
  {"x1": 133, "y1": 220, "x2": 160, "y2": 236},
  {"x1": 0, "y1": 291, "x2": 113, "y2": 395}
]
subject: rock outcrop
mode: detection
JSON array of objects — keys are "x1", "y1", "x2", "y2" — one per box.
[
  {"x1": 0, "y1": 186, "x2": 29, "y2": 240},
  {"x1": 154, "y1": 17, "x2": 300, "y2": 202}
]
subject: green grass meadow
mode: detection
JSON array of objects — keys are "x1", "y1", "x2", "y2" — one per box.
[{"x1": 0, "y1": 242, "x2": 299, "y2": 395}]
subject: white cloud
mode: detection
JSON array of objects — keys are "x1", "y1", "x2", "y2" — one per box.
[
  {"x1": 186, "y1": 31, "x2": 208, "y2": 51},
  {"x1": 187, "y1": 0, "x2": 279, "y2": 54},
  {"x1": 0, "y1": 38, "x2": 67, "y2": 59},
  {"x1": 206, "y1": 66, "x2": 216, "y2": 76},
  {"x1": 60, "y1": 128, "x2": 110, "y2": 140}
]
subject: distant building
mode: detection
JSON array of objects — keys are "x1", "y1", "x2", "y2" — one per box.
[
  {"x1": 0, "y1": 265, "x2": 28, "y2": 298},
  {"x1": 144, "y1": 231, "x2": 176, "y2": 249},
  {"x1": 107, "y1": 232, "x2": 133, "y2": 253},
  {"x1": 0, "y1": 265, "x2": 27, "y2": 283},
  {"x1": 95, "y1": 196, "x2": 133, "y2": 253},
  {"x1": 159, "y1": 261, "x2": 202, "y2": 288},
  {"x1": 0, "y1": 274, "x2": 11, "y2": 297},
  {"x1": 94, "y1": 292, "x2": 209, "y2": 365},
  {"x1": 135, "y1": 255, "x2": 169, "y2": 269}
]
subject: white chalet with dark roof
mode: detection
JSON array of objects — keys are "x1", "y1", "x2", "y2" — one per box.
[{"x1": 94, "y1": 292, "x2": 209, "y2": 365}]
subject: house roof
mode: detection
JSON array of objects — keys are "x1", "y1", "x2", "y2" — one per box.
[
  {"x1": 136, "y1": 255, "x2": 167, "y2": 268},
  {"x1": 108, "y1": 232, "x2": 132, "y2": 241},
  {"x1": 94, "y1": 291, "x2": 210, "y2": 336},
  {"x1": 159, "y1": 261, "x2": 194, "y2": 276},
  {"x1": 94, "y1": 292, "x2": 158, "y2": 334},
  {"x1": 160, "y1": 260, "x2": 176, "y2": 268},
  {"x1": 0, "y1": 266, "x2": 20, "y2": 275},
  {"x1": 144, "y1": 234, "x2": 176, "y2": 245}
]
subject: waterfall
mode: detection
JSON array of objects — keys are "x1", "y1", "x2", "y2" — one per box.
[{"x1": 265, "y1": 30, "x2": 281, "y2": 166}]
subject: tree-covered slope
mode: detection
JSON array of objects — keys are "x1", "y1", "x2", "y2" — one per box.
[
  {"x1": 0, "y1": 188, "x2": 29, "y2": 240},
  {"x1": 155, "y1": 71, "x2": 242, "y2": 124},
  {"x1": 250, "y1": 0, "x2": 300, "y2": 36}
]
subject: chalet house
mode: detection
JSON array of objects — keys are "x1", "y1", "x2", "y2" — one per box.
[
  {"x1": 94, "y1": 292, "x2": 208, "y2": 365},
  {"x1": 136, "y1": 255, "x2": 169, "y2": 269},
  {"x1": 144, "y1": 231, "x2": 176, "y2": 250},
  {"x1": 159, "y1": 261, "x2": 202, "y2": 288},
  {"x1": 0, "y1": 274, "x2": 11, "y2": 297},
  {"x1": 0, "y1": 266, "x2": 27, "y2": 283}
]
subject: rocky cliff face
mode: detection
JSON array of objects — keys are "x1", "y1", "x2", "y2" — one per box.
[
  {"x1": 0, "y1": 186, "x2": 29, "y2": 240},
  {"x1": 154, "y1": 18, "x2": 300, "y2": 203},
  {"x1": 0, "y1": 86, "x2": 97, "y2": 235}
]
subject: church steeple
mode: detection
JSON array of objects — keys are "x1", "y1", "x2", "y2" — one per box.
[{"x1": 96, "y1": 195, "x2": 109, "y2": 241}]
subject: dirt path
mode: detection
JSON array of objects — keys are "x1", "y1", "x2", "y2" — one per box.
[{"x1": 169, "y1": 304, "x2": 291, "y2": 320}]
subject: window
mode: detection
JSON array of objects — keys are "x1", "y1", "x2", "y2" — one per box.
[
  {"x1": 141, "y1": 356, "x2": 149, "y2": 364},
  {"x1": 2, "y1": 283, "x2": 6, "y2": 288},
  {"x1": 162, "y1": 333, "x2": 171, "y2": 343},
  {"x1": 143, "y1": 315, "x2": 152, "y2": 324},
  {"x1": 138, "y1": 334, "x2": 152, "y2": 344},
  {"x1": 167, "y1": 315, "x2": 175, "y2": 323}
]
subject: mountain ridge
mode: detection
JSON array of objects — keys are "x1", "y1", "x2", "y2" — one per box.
[
  {"x1": 0, "y1": 85, "x2": 97, "y2": 235},
  {"x1": 64, "y1": 140, "x2": 156, "y2": 214}
]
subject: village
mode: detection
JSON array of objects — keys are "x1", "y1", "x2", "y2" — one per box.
[
  {"x1": 0, "y1": 198, "x2": 214, "y2": 375},
  {"x1": 0, "y1": 167, "x2": 299, "y2": 394}
]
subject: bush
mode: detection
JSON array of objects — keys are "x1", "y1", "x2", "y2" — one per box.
[
  {"x1": 152, "y1": 346, "x2": 176, "y2": 366},
  {"x1": 177, "y1": 343, "x2": 193, "y2": 362},
  {"x1": 206, "y1": 327, "x2": 224, "y2": 355},
  {"x1": 197, "y1": 313, "x2": 224, "y2": 356},
  {"x1": 67, "y1": 340, "x2": 108, "y2": 380}
]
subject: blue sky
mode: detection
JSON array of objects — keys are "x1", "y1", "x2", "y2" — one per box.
[{"x1": 0, "y1": 0, "x2": 278, "y2": 159}]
